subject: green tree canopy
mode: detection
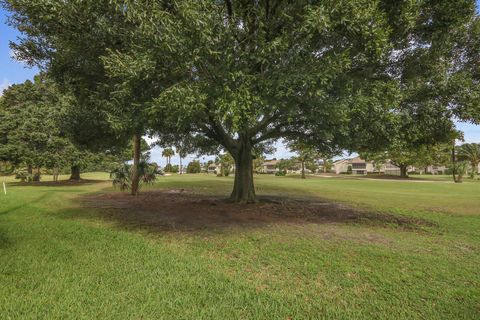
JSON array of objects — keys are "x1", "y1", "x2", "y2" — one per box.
[
  {"x1": 0, "y1": 75, "x2": 72, "y2": 178},
  {"x1": 3, "y1": 0, "x2": 169, "y2": 193},
  {"x1": 138, "y1": 0, "x2": 401, "y2": 202},
  {"x1": 5, "y1": 0, "x2": 480, "y2": 201}
]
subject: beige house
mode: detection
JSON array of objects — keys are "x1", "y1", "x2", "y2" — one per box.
[
  {"x1": 384, "y1": 163, "x2": 447, "y2": 175},
  {"x1": 333, "y1": 157, "x2": 376, "y2": 175},
  {"x1": 207, "y1": 163, "x2": 221, "y2": 174},
  {"x1": 334, "y1": 157, "x2": 448, "y2": 175},
  {"x1": 207, "y1": 162, "x2": 235, "y2": 174},
  {"x1": 261, "y1": 159, "x2": 280, "y2": 174},
  {"x1": 417, "y1": 165, "x2": 447, "y2": 175}
]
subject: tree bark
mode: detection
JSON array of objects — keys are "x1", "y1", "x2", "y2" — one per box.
[
  {"x1": 70, "y1": 165, "x2": 81, "y2": 180},
  {"x1": 179, "y1": 156, "x2": 182, "y2": 174},
  {"x1": 399, "y1": 165, "x2": 408, "y2": 178},
  {"x1": 131, "y1": 134, "x2": 141, "y2": 196},
  {"x1": 230, "y1": 141, "x2": 256, "y2": 203},
  {"x1": 452, "y1": 143, "x2": 459, "y2": 183},
  {"x1": 32, "y1": 167, "x2": 41, "y2": 181},
  {"x1": 53, "y1": 167, "x2": 58, "y2": 181},
  {"x1": 27, "y1": 164, "x2": 33, "y2": 175},
  {"x1": 323, "y1": 159, "x2": 327, "y2": 174},
  {"x1": 301, "y1": 160, "x2": 306, "y2": 179}
]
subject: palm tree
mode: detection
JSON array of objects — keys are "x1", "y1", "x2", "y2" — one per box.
[
  {"x1": 458, "y1": 143, "x2": 480, "y2": 179},
  {"x1": 177, "y1": 148, "x2": 187, "y2": 174},
  {"x1": 162, "y1": 148, "x2": 175, "y2": 172},
  {"x1": 110, "y1": 161, "x2": 160, "y2": 192}
]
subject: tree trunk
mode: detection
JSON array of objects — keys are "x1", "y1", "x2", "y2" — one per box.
[
  {"x1": 301, "y1": 160, "x2": 306, "y2": 179},
  {"x1": 53, "y1": 167, "x2": 58, "y2": 181},
  {"x1": 27, "y1": 164, "x2": 33, "y2": 175},
  {"x1": 70, "y1": 165, "x2": 81, "y2": 180},
  {"x1": 32, "y1": 167, "x2": 41, "y2": 181},
  {"x1": 131, "y1": 134, "x2": 141, "y2": 196},
  {"x1": 451, "y1": 143, "x2": 459, "y2": 183},
  {"x1": 323, "y1": 159, "x2": 327, "y2": 174},
  {"x1": 179, "y1": 157, "x2": 182, "y2": 175},
  {"x1": 230, "y1": 142, "x2": 256, "y2": 203},
  {"x1": 470, "y1": 161, "x2": 479, "y2": 179},
  {"x1": 400, "y1": 165, "x2": 408, "y2": 178}
]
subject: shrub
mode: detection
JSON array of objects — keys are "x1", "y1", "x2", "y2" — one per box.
[
  {"x1": 110, "y1": 161, "x2": 161, "y2": 191},
  {"x1": 187, "y1": 160, "x2": 201, "y2": 173},
  {"x1": 32, "y1": 172, "x2": 41, "y2": 181},
  {"x1": 164, "y1": 163, "x2": 173, "y2": 173},
  {"x1": 15, "y1": 169, "x2": 31, "y2": 182},
  {"x1": 275, "y1": 171, "x2": 286, "y2": 176}
]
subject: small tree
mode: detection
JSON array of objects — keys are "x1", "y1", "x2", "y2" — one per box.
[
  {"x1": 253, "y1": 155, "x2": 266, "y2": 174},
  {"x1": 162, "y1": 148, "x2": 175, "y2": 172},
  {"x1": 458, "y1": 143, "x2": 480, "y2": 179},
  {"x1": 186, "y1": 160, "x2": 201, "y2": 174},
  {"x1": 177, "y1": 149, "x2": 188, "y2": 175},
  {"x1": 450, "y1": 161, "x2": 469, "y2": 183},
  {"x1": 164, "y1": 163, "x2": 173, "y2": 173},
  {"x1": 276, "y1": 159, "x2": 298, "y2": 175},
  {"x1": 288, "y1": 142, "x2": 319, "y2": 179},
  {"x1": 321, "y1": 159, "x2": 333, "y2": 174},
  {"x1": 216, "y1": 153, "x2": 234, "y2": 177},
  {"x1": 110, "y1": 160, "x2": 160, "y2": 192}
]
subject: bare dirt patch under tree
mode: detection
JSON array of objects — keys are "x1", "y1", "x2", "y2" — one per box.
[{"x1": 80, "y1": 189, "x2": 435, "y2": 233}]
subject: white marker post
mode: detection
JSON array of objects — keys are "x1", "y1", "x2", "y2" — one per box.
[{"x1": 3, "y1": 182, "x2": 6, "y2": 195}]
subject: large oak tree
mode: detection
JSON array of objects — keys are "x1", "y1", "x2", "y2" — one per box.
[
  {"x1": 123, "y1": 0, "x2": 479, "y2": 202},
  {"x1": 112, "y1": 0, "x2": 397, "y2": 202}
]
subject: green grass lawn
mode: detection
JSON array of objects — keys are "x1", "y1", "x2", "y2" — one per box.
[{"x1": 0, "y1": 173, "x2": 479, "y2": 319}]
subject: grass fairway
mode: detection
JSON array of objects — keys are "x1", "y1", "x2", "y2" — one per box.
[{"x1": 0, "y1": 173, "x2": 479, "y2": 319}]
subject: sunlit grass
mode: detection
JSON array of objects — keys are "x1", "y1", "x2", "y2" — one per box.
[{"x1": 0, "y1": 173, "x2": 478, "y2": 319}]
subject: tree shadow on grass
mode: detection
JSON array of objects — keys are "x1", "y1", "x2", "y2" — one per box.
[
  {"x1": 8, "y1": 179, "x2": 107, "y2": 187},
  {"x1": 73, "y1": 189, "x2": 437, "y2": 235},
  {"x1": 0, "y1": 227, "x2": 13, "y2": 250}
]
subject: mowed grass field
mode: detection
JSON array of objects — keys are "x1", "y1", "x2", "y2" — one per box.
[{"x1": 0, "y1": 173, "x2": 479, "y2": 319}]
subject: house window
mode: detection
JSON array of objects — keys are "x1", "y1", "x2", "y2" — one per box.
[{"x1": 352, "y1": 163, "x2": 366, "y2": 169}]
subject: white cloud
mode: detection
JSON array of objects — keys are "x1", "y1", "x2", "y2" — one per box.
[{"x1": 0, "y1": 78, "x2": 11, "y2": 96}]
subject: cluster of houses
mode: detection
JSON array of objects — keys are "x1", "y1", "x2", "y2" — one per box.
[
  {"x1": 261, "y1": 157, "x2": 448, "y2": 175},
  {"x1": 203, "y1": 156, "x2": 467, "y2": 176},
  {"x1": 330, "y1": 157, "x2": 447, "y2": 175}
]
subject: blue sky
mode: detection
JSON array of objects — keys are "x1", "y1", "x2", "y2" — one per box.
[{"x1": 1, "y1": 5, "x2": 479, "y2": 166}]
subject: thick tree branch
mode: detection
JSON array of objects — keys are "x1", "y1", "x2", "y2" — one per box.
[
  {"x1": 225, "y1": 0, "x2": 233, "y2": 19},
  {"x1": 206, "y1": 114, "x2": 238, "y2": 152},
  {"x1": 248, "y1": 111, "x2": 279, "y2": 136},
  {"x1": 253, "y1": 126, "x2": 304, "y2": 144}
]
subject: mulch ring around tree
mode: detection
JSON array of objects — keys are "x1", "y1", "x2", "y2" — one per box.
[{"x1": 80, "y1": 189, "x2": 436, "y2": 232}]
